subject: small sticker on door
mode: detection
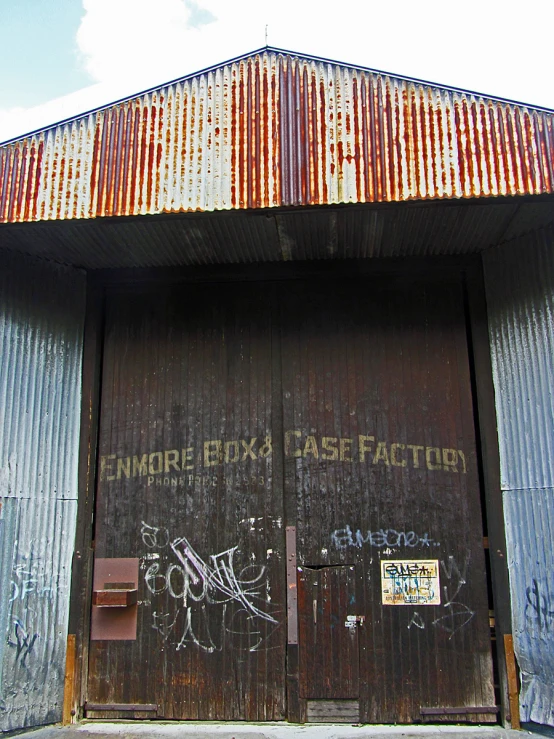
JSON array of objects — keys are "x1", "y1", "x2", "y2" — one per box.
[{"x1": 381, "y1": 560, "x2": 440, "y2": 605}]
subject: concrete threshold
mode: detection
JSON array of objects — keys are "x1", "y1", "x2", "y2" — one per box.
[{"x1": 5, "y1": 723, "x2": 533, "y2": 739}]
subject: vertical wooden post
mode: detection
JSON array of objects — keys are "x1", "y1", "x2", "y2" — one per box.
[
  {"x1": 504, "y1": 634, "x2": 521, "y2": 730},
  {"x1": 67, "y1": 279, "x2": 105, "y2": 719},
  {"x1": 62, "y1": 634, "x2": 77, "y2": 725},
  {"x1": 465, "y1": 262, "x2": 513, "y2": 726}
]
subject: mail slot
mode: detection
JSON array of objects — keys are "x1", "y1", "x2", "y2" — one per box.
[
  {"x1": 92, "y1": 582, "x2": 138, "y2": 607},
  {"x1": 91, "y1": 559, "x2": 139, "y2": 640}
]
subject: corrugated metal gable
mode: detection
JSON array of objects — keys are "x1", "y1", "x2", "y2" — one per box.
[{"x1": 1, "y1": 49, "x2": 553, "y2": 224}]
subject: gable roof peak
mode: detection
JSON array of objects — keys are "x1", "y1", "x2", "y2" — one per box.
[{"x1": 3, "y1": 46, "x2": 554, "y2": 147}]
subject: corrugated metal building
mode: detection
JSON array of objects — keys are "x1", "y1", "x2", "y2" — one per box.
[{"x1": 0, "y1": 48, "x2": 553, "y2": 731}]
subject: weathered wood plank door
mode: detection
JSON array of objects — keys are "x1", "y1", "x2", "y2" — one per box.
[
  {"x1": 279, "y1": 277, "x2": 495, "y2": 723},
  {"x1": 298, "y1": 565, "x2": 360, "y2": 699},
  {"x1": 87, "y1": 273, "x2": 495, "y2": 724},
  {"x1": 87, "y1": 283, "x2": 286, "y2": 720}
]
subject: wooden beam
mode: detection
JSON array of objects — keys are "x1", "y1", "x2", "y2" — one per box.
[
  {"x1": 504, "y1": 634, "x2": 521, "y2": 730},
  {"x1": 464, "y1": 261, "x2": 513, "y2": 726},
  {"x1": 67, "y1": 279, "x2": 105, "y2": 720},
  {"x1": 62, "y1": 634, "x2": 76, "y2": 725}
]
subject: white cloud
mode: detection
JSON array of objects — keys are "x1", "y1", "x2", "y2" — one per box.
[
  {"x1": 76, "y1": 0, "x2": 213, "y2": 85},
  {"x1": 0, "y1": 81, "x2": 143, "y2": 144},
  {"x1": 1, "y1": 0, "x2": 553, "y2": 143}
]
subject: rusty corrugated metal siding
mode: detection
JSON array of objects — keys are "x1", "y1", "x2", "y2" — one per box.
[
  {"x1": 0, "y1": 253, "x2": 85, "y2": 731},
  {"x1": 483, "y1": 224, "x2": 554, "y2": 727},
  {"x1": 1, "y1": 50, "x2": 553, "y2": 224}
]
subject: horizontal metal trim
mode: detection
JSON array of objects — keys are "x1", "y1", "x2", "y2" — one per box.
[
  {"x1": 85, "y1": 703, "x2": 157, "y2": 712},
  {"x1": 421, "y1": 706, "x2": 499, "y2": 715}
]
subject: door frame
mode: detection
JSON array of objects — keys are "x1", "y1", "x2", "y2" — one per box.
[{"x1": 65, "y1": 257, "x2": 512, "y2": 725}]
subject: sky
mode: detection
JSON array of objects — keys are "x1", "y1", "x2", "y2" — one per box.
[{"x1": 1, "y1": 0, "x2": 553, "y2": 143}]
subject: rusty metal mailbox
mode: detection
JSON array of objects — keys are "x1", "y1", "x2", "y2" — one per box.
[
  {"x1": 90, "y1": 558, "x2": 139, "y2": 640},
  {"x1": 92, "y1": 583, "x2": 138, "y2": 607}
]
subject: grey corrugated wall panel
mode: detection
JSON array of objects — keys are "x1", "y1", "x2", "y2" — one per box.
[
  {"x1": 0, "y1": 251, "x2": 85, "y2": 731},
  {"x1": 504, "y1": 489, "x2": 554, "y2": 726},
  {"x1": 483, "y1": 224, "x2": 554, "y2": 727},
  {"x1": 484, "y1": 226, "x2": 554, "y2": 491}
]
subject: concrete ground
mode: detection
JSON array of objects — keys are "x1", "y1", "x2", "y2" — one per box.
[{"x1": 5, "y1": 722, "x2": 535, "y2": 739}]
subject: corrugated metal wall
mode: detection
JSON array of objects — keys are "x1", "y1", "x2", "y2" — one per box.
[
  {"x1": 0, "y1": 252, "x2": 85, "y2": 731},
  {"x1": 1, "y1": 49, "x2": 553, "y2": 223},
  {"x1": 483, "y1": 224, "x2": 554, "y2": 727}
]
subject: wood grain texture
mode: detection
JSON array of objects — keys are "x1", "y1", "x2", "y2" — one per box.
[
  {"x1": 298, "y1": 566, "x2": 359, "y2": 699},
  {"x1": 504, "y1": 633, "x2": 521, "y2": 729},
  {"x1": 306, "y1": 700, "x2": 360, "y2": 723},
  {"x1": 279, "y1": 278, "x2": 495, "y2": 723},
  {"x1": 87, "y1": 273, "x2": 494, "y2": 723},
  {"x1": 88, "y1": 283, "x2": 286, "y2": 720},
  {"x1": 62, "y1": 634, "x2": 76, "y2": 725}
]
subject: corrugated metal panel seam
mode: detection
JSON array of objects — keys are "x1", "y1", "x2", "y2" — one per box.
[{"x1": 1, "y1": 50, "x2": 553, "y2": 224}]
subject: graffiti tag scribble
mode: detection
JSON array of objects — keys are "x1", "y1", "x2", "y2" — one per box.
[
  {"x1": 525, "y1": 579, "x2": 554, "y2": 632},
  {"x1": 8, "y1": 618, "x2": 38, "y2": 667},
  {"x1": 170, "y1": 537, "x2": 277, "y2": 623},
  {"x1": 142, "y1": 524, "x2": 280, "y2": 654},
  {"x1": 9, "y1": 554, "x2": 61, "y2": 603},
  {"x1": 401, "y1": 554, "x2": 475, "y2": 639},
  {"x1": 407, "y1": 611, "x2": 425, "y2": 630},
  {"x1": 432, "y1": 602, "x2": 475, "y2": 637},
  {"x1": 432, "y1": 554, "x2": 474, "y2": 638},
  {"x1": 141, "y1": 521, "x2": 170, "y2": 549},
  {"x1": 332, "y1": 525, "x2": 438, "y2": 550}
]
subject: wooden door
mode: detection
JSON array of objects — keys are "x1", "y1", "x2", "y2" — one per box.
[
  {"x1": 87, "y1": 283, "x2": 286, "y2": 720},
  {"x1": 86, "y1": 272, "x2": 495, "y2": 724},
  {"x1": 279, "y1": 277, "x2": 495, "y2": 723},
  {"x1": 298, "y1": 565, "x2": 359, "y2": 700}
]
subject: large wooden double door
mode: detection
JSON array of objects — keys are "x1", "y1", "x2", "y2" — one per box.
[{"x1": 87, "y1": 275, "x2": 494, "y2": 722}]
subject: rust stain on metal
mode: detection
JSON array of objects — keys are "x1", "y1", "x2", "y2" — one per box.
[
  {"x1": 0, "y1": 49, "x2": 553, "y2": 222},
  {"x1": 230, "y1": 69, "x2": 238, "y2": 208}
]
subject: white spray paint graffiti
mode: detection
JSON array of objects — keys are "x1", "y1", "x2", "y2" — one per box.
[
  {"x1": 9, "y1": 554, "x2": 63, "y2": 603},
  {"x1": 406, "y1": 554, "x2": 475, "y2": 639},
  {"x1": 4, "y1": 552, "x2": 65, "y2": 674},
  {"x1": 332, "y1": 525, "x2": 439, "y2": 550},
  {"x1": 140, "y1": 522, "x2": 280, "y2": 653}
]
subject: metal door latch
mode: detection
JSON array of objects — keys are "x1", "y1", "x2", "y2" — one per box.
[{"x1": 344, "y1": 615, "x2": 365, "y2": 629}]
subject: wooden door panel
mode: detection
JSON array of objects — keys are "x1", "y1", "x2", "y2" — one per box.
[
  {"x1": 298, "y1": 565, "x2": 359, "y2": 699},
  {"x1": 87, "y1": 283, "x2": 286, "y2": 721},
  {"x1": 280, "y1": 278, "x2": 494, "y2": 723},
  {"x1": 88, "y1": 274, "x2": 494, "y2": 724}
]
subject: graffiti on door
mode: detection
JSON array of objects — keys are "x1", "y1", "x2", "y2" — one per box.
[{"x1": 140, "y1": 522, "x2": 280, "y2": 653}]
